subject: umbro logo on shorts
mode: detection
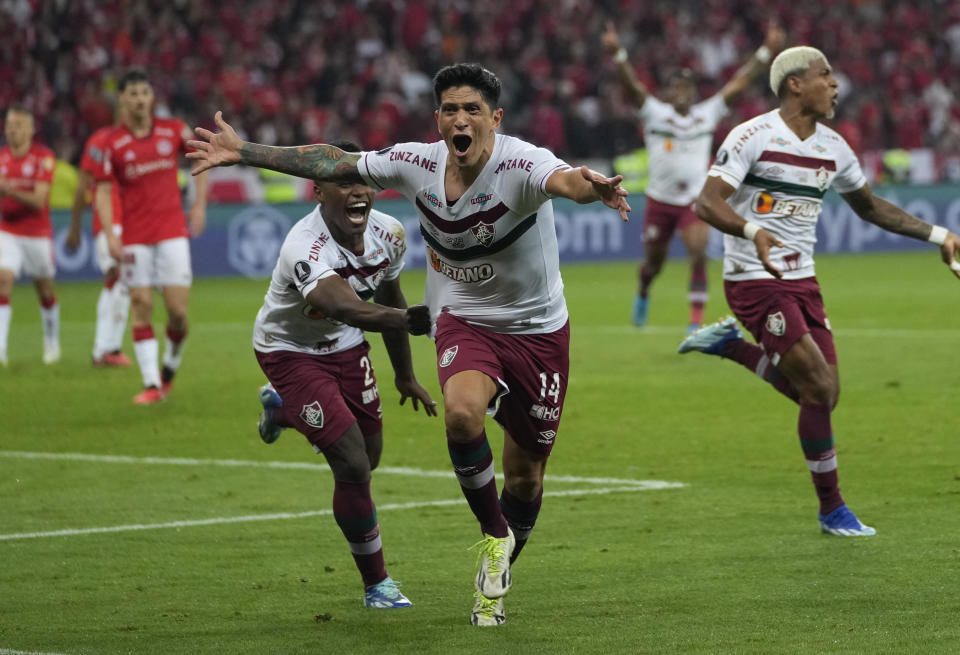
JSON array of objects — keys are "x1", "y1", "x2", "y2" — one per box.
[{"x1": 439, "y1": 345, "x2": 458, "y2": 368}]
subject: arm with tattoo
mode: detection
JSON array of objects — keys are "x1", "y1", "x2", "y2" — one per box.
[
  {"x1": 841, "y1": 183, "x2": 937, "y2": 241},
  {"x1": 238, "y1": 142, "x2": 364, "y2": 184}
]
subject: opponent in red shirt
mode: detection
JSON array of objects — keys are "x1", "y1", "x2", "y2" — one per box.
[
  {"x1": 67, "y1": 114, "x2": 131, "y2": 368},
  {"x1": 0, "y1": 105, "x2": 59, "y2": 366},
  {"x1": 94, "y1": 68, "x2": 209, "y2": 404}
]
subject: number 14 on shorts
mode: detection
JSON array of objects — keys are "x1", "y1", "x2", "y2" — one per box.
[{"x1": 538, "y1": 372, "x2": 560, "y2": 404}]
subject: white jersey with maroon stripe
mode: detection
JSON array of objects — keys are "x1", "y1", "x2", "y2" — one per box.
[
  {"x1": 253, "y1": 205, "x2": 406, "y2": 355},
  {"x1": 708, "y1": 109, "x2": 867, "y2": 281},
  {"x1": 640, "y1": 94, "x2": 728, "y2": 206},
  {"x1": 358, "y1": 134, "x2": 571, "y2": 334}
]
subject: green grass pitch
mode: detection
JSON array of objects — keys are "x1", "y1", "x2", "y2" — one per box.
[{"x1": 1, "y1": 252, "x2": 959, "y2": 654}]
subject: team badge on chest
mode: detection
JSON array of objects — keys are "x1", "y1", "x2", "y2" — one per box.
[
  {"x1": 815, "y1": 166, "x2": 830, "y2": 191},
  {"x1": 471, "y1": 221, "x2": 496, "y2": 247}
]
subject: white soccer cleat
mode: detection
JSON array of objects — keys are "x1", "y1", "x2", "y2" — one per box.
[
  {"x1": 677, "y1": 315, "x2": 742, "y2": 355},
  {"x1": 470, "y1": 527, "x2": 515, "y2": 599},
  {"x1": 43, "y1": 341, "x2": 61, "y2": 364},
  {"x1": 818, "y1": 505, "x2": 877, "y2": 537},
  {"x1": 470, "y1": 591, "x2": 506, "y2": 626}
]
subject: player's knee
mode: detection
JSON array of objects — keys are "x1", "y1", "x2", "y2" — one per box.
[
  {"x1": 797, "y1": 373, "x2": 835, "y2": 407},
  {"x1": 443, "y1": 403, "x2": 484, "y2": 439},
  {"x1": 365, "y1": 435, "x2": 383, "y2": 471},
  {"x1": 327, "y1": 448, "x2": 372, "y2": 483}
]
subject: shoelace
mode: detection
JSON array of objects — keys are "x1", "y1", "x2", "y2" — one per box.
[
  {"x1": 472, "y1": 591, "x2": 499, "y2": 616},
  {"x1": 469, "y1": 536, "x2": 507, "y2": 574}
]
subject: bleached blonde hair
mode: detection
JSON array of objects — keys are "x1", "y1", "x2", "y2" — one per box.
[{"x1": 769, "y1": 46, "x2": 829, "y2": 96}]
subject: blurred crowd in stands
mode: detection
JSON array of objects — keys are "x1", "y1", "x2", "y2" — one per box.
[{"x1": 4, "y1": 0, "x2": 960, "y2": 192}]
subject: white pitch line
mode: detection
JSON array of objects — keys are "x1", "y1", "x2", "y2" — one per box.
[
  {"x1": 0, "y1": 485, "x2": 679, "y2": 542},
  {"x1": 0, "y1": 649, "x2": 72, "y2": 655},
  {"x1": 0, "y1": 450, "x2": 666, "y2": 488},
  {"x1": 581, "y1": 325, "x2": 960, "y2": 337}
]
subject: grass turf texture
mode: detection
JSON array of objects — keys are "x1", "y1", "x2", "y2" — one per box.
[{"x1": 1, "y1": 252, "x2": 958, "y2": 654}]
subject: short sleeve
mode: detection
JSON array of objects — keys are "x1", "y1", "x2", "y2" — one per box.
[
  {"x1": 638, "y1": 95, "x2": 670, "y2": 124},
  {"x1": 830, "y1": 138, "x2": 867, "y2": 194},
  {"x1": 278, "y1": 242, "x2": 338, "y2": 299},
  {"x1": 699, "y1": 93, "x2": 730, "y2": 127},
  {"x1": 357, "y1": 143, "x2": 427, "y2": 196},
  {"x1": 707, "y1": 125, "x2": 755, "y2": 190}
]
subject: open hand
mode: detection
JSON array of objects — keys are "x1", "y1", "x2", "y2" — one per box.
[
  {"x1": 580, "y1": 166, "x2": 631, "y2": 221},
  {"x1": 186, "y1": 111, "x2": 243, "y2": 175}
]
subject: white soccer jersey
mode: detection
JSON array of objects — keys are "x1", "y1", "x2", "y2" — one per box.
[
  {"x1": 253, "y1": 206, "x2": 406, "y2": 355},
  {"x1": 639, "y1": 94, "x2": 728, "y2": 206},
  {"x1": 358, "y1": 134, "x2": 570, "y2": 334},
  {"x1": 709, "y1": 109, "x2": 867, "y2": 281}
]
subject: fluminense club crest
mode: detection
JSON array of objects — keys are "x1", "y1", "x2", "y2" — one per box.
[
  {"x1": 815, "y1": 166, "x2": 830, "y2": 191},
  {"x1": 765, "y1": 311, "x2": 786, "y2": 337},
  {"x1": 439, "y1": 345, "x2": 458, "y2": 368},
  {"x1": 471, "y1": 221, "x2": 496, "y2": 247},
  {"x1": 299, "y1": 400, "x2": 324, "y2": 428}
]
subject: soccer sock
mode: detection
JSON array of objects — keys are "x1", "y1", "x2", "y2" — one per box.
[
  {"x1": 720, "y1": 339, "x2": 800, "y2": 403},
  {"x1": 447, "y1": 430, "x2": 509, "y2": 538},
  {"x1": 0, "y1": 298, "x2": 10, "y2": 358},
  {"x1": 39, "y1": 296, "x2": 59, "y2": 345},
  {"x1": 161, "y1": 324, "x2": 187, "y2": 383},
  {"x1": 109, "y1": 282, "x2": 130, "y2": 353},
  {"x1": 132, "y1": 325, "x2": 161, "y2": 388},
  {"x1": 93, "y1": 286, "x2": 114, "y2": 358},
  {"x1": 500, "y1": 486, "x2": 543, "y2": 564},
  {"x1": 639, "y1": 263, "x2": 655, "y2": 298},
  {"x1": 798, "y1": 401, "x2": 844, "y2": 515},
  {"x1": 332, "y1": 479, "x2": 387, "y2": 588},
  {"x1": 688, "y1": 261, "x2": 707, "y2": 325}
]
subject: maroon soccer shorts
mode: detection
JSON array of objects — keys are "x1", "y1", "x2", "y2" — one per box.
[
  {"x1": 642, "y1": 195, "x2": 702, "y2": 247},
  {"x1": 724, "y1": 277, "x2": 837, "y2": 366},
  {"x1": 255, "y1": 342, "x2": 383, "y2": 452},
  {"x1": 434, "y1": 312, "x2": 570, "y2": 456}
]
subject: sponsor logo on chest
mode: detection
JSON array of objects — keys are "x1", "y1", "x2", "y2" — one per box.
[
  {"x1": 751, "y1": 192, "x2": 821, "y2": 219},
  {"x1": 428, "y1": 248, "x2": 494, "y2": 283}
]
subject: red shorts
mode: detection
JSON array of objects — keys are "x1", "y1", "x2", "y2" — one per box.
[
  {"x1": 434, "y1": 313, "x2": 570, "y2": 456},
  {"x1": 724, "y1": 277, "x2": 837, "y2": 366},
  {"x1": 643, "y1": 196, "x2": 701, "y2": 246},
  {"x1": 255, "y1": 342, "x2": 383, "y2": 452}
]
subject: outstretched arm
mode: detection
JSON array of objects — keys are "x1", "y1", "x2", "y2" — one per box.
[
  {"x1": 305, "y1": 276, "x2": 433, "y2": 335},
  {"x1": 718, "y1": 23, "x2": 786, "y2": 105},
  {"x1": 187, "y1": 112, "x2": 365, "y2": 183},
  {"x1": 601, "y1": 21, "x2": 649, "y2": 108},
  {"x1": 696, "y1": 175, "x2": 785, "y2": 278},
  {"x1": 373, "y1": 278, "x2": 438, "y2": 416},
  {"x1": 842, "y1": 183, "x2": 960, "y2": 279},
  {"x1": 545, "y1": 166, "x2": 631, "y2": 221}
]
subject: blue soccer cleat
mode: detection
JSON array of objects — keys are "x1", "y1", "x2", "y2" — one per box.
[
  {"x1": 819, "y1": 505, "x2": 877, "y2": 537},
  {"x1": 257, "y1": 382, "x2": 285, "y2": 444},
  {"x1": 677, "y1": 315, "x2": 742, "y2": 355},
  {"x1": 364, "y1": 576, "x2": 413, "y2": 609},
  {"x1": 632, "y1": 294, "x2": 649, "y2": 327}
]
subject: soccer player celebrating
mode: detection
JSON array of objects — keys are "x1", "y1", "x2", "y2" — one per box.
[
  {"x1": 95, "y1": 68, "x2": 209, "y2": 404},
  {"x1": 187, "y1": 63, "x2": 630, "y2": 626},
  {"x1": 254, "y1": 142, "x2": 437, "y2": 609},
  {"x1": 603, "y1": 21, "x2": 785, "y2": 332},
  {"x1": 678, "y1": 46, "x2": 960, "y2": 536},
  {"x1": 0, "y1": 105, "x2": 59, "y2": 366},
  {"x1": 67, "y1": 112, "x2": 131, "y2": 367}
]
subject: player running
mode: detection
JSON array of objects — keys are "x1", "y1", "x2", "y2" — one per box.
[
  {"x1": 187, "y1": 63, "x2": 630, "y2": 626},
  {"x1": 0, "y1": 105, "x2": 59, "y2": 366},
  {"x1": 603, "y1": 21, "x2": 784, "y2": 332},
  {"x1": 678, "y1": 46, "x2": 960, "y2": 537},
  {"x1": 254, "y1": 143, "x2": 437, "y2": 608},
  {"x1": 67, "y1": 113, "x2": 132, "y2": 367},
  {"x1": 95, "y1": 68, "x2": 209, "y2": 404}
]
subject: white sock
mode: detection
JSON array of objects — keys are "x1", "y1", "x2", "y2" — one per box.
[
  {"x1": 0, "y1": 303, "x2": 10, "y2": 358},
  {"x1": 109, "y1": 284, "x2": 130, "y2": 352},
  {"x1": 40, "y1": 302, "x2": 59, "y2": 346},
  {"x1": 93, "y1": 287, "x2": 114, "y2": 359},
  {"x1": 133, "y1": 335, "x2": 161, "y2": 388}
]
